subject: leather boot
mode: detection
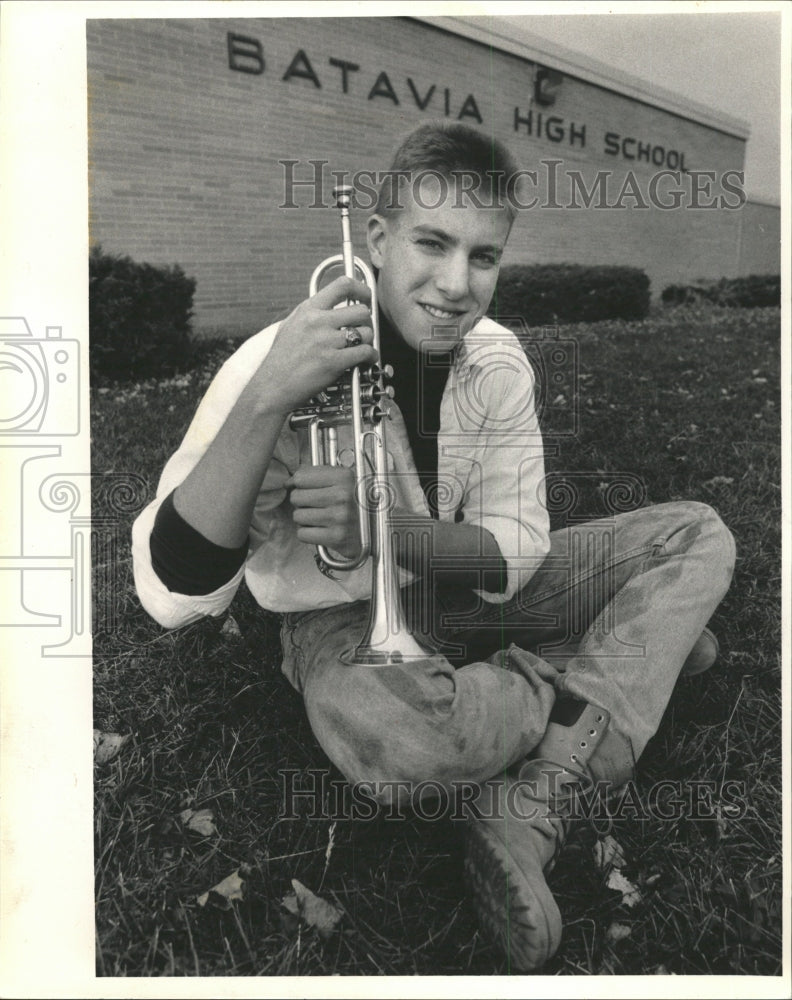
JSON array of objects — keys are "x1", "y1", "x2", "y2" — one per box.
[{"x1": 464, "y1": 700, "x2": 635, "y2": 972}]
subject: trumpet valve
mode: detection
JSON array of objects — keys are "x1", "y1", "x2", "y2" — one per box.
[
  {"x1": 359, "y1": 384, "x2": 395, "y2": 404},
  {"x1": 364, "y1": 402, "x2": 391, "y2": 423},
  {"x1": 362, "y1": 363, "x2": 394, "y2": 383}
]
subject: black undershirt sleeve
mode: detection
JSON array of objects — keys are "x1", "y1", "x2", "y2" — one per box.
[{"x1": 150, "y1": 490, "x2": 248, "y2": 596}]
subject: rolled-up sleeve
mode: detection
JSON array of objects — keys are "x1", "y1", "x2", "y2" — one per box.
[
  {"x1": 131, "y1": 325, "x2": 283, "y2": 629},
  {"x1": 132, "y1": 503, "x2": 246, "y2": 628}
]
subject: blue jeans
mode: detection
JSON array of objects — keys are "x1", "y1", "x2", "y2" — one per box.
[{"x1": 280, "y1": 502, "x2": 735, "y2": 797}]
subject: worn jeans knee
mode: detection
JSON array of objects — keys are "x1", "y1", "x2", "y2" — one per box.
[
  {"x1": 658, "y1": 500, "x2": 736, "y2": 592},
  {"x1": 281, "y1": 602, "x2": 558, "y2": 801},
  {"x1": 553, "y1": 500, "x2": 736, "y2": 756},
  {"x1": 302, "y1": 652, "x2": 555, "y2": 799},
  {"x1": 689, "y1": 501, "x2": 736, "y2": 573}
]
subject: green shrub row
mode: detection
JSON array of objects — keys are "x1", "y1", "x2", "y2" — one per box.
[
  {"x1": 89, "y1": 244, "x2": 778, "y2": 385},
  {"x1": 89, "y1": 245, "x2": 196, "y2": 381},
  {"x1": 661, "y1": 274, "x2": 780, "y2": 309},
  {"x1": 491, "y1": 263, "x2": 651, "y2": 325}
]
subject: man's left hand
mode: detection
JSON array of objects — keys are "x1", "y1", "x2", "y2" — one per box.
[{"x1": 287, "y1": 464, "x2": 363, "y2": 561}]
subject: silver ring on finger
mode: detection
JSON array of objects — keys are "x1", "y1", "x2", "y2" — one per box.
[{"x1": 343, "y1": 327, "x2": 362, "y2": 347}]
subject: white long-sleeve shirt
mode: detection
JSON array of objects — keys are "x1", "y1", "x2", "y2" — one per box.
[{"x1": 132, "y1": 316, "x2": 550, "y2": 629}]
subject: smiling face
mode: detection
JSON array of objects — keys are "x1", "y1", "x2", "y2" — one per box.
[{"x1": 366, "y1": 176, "x2": 513, "y2": 353}]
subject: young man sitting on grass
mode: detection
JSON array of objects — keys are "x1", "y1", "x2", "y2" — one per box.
[{"x1": 132, "y1": 122, "x2": 735, "y2": 971}]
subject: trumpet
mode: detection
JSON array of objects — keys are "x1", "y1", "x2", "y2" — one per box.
[{"x1": 289, "y1": 185, "x2": 429, "y2": 666}]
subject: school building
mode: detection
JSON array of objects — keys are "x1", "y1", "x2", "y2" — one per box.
[{"x1": 87, "y1": 15, "x2": 780, "y2": 334}]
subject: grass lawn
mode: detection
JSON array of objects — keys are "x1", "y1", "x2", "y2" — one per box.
[{"x1": 92, "y1": 305, "x2": 782, "y2": 976}]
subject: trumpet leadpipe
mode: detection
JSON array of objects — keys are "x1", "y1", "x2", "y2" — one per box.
[{"x1": 287, "y1": 183, "x2": 428, "y2": 665}]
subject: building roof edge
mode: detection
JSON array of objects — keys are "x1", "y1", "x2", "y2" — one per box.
[
  {"x1": 745, "y1": 195, "x2": 781, "y2": 208},
  {"x1": 414, "y1": 15, "x2": 751, "y2": 141}
]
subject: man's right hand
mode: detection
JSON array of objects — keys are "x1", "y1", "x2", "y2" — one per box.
[
  {"x1": 253, "y1": 275, "x2": 378, "y2": 417},
  {"x1": 172, "y1": 276, "x2": 377, "y2": 550}
]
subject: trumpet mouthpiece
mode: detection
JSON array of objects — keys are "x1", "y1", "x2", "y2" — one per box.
[{"x1": 334, "y1": 184, "x2": 353, "y2": 208}]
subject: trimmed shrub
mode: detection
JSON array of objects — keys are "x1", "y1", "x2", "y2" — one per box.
[
  {"x1": 89, "y1": 245, "x2": 196, "y2": 381},
  {"x1": 661, "y1": 274, "x2": 780, "y2": 309},
  {"x1": 490, "y1": 263, "x2": 651, "y2": 326}
]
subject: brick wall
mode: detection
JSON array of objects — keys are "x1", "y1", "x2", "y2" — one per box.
[{"x1": 87, "y1": 16, "x2": 747, "y2": 335}]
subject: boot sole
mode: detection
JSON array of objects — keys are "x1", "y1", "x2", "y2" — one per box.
[{"x1": 465, "y1": 821, "x2": 563, "y2": 972}]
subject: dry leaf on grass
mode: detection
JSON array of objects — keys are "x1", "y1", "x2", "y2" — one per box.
[
  {"x1": 592, "y1": 834, "x2": 626, "y2": 872},
  {"x1": 703, "y1": 475, "x2": 735, "y2": 489},
  {"x1": 178, "y1": 808, "x2": 217, "y2": 837},
  {"x1": 221, "y1": 614, "x2": 242, "y2": 639},
  {"x1": 281, "y1": 879, "x2": 343, "y2": 939},
  {"x1": 606, "y1": 921, "x2": 632, "y2": 943},
  {"x1": 715, "y1": 802, "x2": 741, "y2": 842},
  {"x1": 606, "y1": 869, "x2": 643, "y2": 908},
  {"x1": 196, "y1": 868, "x2": 245, "y2": 909},
  {"x1": 93, "y1": 730, "x2": 130, "y2": 765}
]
